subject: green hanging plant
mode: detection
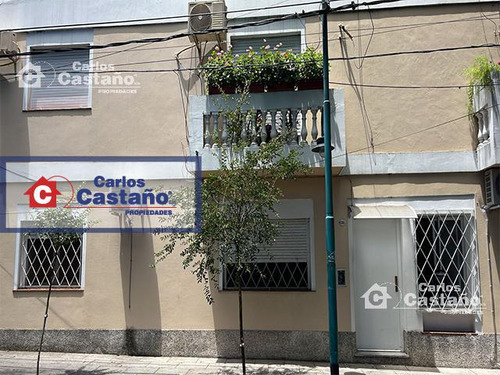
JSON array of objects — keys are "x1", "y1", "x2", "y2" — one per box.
[
  {"x1": 464, "y1": 56, "x2": 500, "y2": 115},
  {"x1": 201, "y1": 44, "x2": 323, "y2": 93}
]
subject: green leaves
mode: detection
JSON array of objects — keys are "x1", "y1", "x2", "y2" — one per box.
[
  {"x1": 155, "y1": 94, "x2": 310, "y2": 303},
  {"x1": 29, "y1": 207, "x2": 92, "y2": 249},
  {"x1": 464, "y1": 56, "x2": 500, "y2": 115},
  {"x1": 28, "y1": 184, "x2": 95, "y2": 249},
  {"x1": 201, "y1": 45, "x2": 323, "y2": 91}
]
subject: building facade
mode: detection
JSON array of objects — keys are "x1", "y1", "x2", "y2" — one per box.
[{"x1": 0, "y1": 0, "x2": 499, "y2": 368}]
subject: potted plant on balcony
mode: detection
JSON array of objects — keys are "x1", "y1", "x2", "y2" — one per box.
[
  {"x1": 201, "y1": 44, "x2": 323, "y2": 95},
  {"x1": 464, "y1": 55, "x2": 500, "y2": 115},
  {"x1": 297, "y1": 46, "x2": 324, "y2": 90}
]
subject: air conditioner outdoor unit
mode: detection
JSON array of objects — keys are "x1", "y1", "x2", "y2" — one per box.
[
  {"x1": 0, "y1": 31, "x2": 17, "y2": 56},
  {"x1": 188, "y1": 0, "x2": 227, "y2": 43},
  {"x1": 485, "y1": 168, "x2": 500, "y2": 209}
]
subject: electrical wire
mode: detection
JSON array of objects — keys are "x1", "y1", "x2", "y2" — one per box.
[
  {"x1": 1, "y1": 2, "x2": 496, "y2": 83},
  {"x1": 58, "y1": 13, "x2": 500, "y2": 57},
  {"x1": 0, "y1": 0, "x2": 401, "y2": 60},
  {"x1": 0, "y1": 1, "x2": 324, "y2": 33},
  {"x1": 0, "y1": 0, "x2": 402, "y2": 84},
  {"x1": 331, "y1": 102, "x2": 500, "y2": 161},
  {"x1": 478, "y1": 0, "x2": 498, "y2": 60},
  {"x1": 329, "y1": 42, "x2": 500, "y2": 61},
  {"x1": 3, "y1": 102, "x2": 498, "y2": 184},
  {"x1": 353, "y1": 5, "x2": 374, "y2": 70},
  {"x1": 5, "y1": 9, "x2": 497, "y2": 72},
  {"x1": 0, "y1": 0, "x2": 496, "y2": 183},
  {"x1": 3, "y1": 41, "x2": 499, "y2": 80},
  {"x1": 340, "y1": 10, "x2": 375, "y2": 154},
  {"x1": 328, "y1": 81, "x2": 486, "y2": 89},
  {"x1": 0, "y1": 13, "x2": 318, "y2": 60},
  {"x1": 336, "y1": 14, "x2": 497, "y2": 39},
  {"x1": 0, "y1": 60, "x2": 15, "y2": 67}
]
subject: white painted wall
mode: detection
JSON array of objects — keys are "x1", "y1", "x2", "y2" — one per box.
[{"x1": 0, "y1": 0, "x2": 493, "y2": 31}]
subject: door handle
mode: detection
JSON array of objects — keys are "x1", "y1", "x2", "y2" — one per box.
[{"x1": 394, "y1": 276, "x2": 399, "y2": 292}]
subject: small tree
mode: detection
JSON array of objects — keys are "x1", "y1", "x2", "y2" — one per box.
[
  {"x1": 28, "y1": 202, "x2": 92, "y2": 375},
  {"x1": 155, "y1": 108, "x2": 309, "y2": 373}
]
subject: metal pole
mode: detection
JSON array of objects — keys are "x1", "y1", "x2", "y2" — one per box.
[{"x1": 321, "y1": 1, "x2": 339, "y2": 374}]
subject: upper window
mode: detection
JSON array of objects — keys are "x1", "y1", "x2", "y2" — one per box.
[
  {"x1": 24, "y1": 47, "x2": 91, "y2": 111},
  {"x1": 230, "y1": 33, "x2": 302, "y2": 55},
  {"x1": 223, "y1": 217, "x2": 313, "y2": 291},
  {"x1": 17, "y1": 227, "x2": 84, "y2": 289},
  {"x1": 414, "y1": 211, "x2": 480, "y2": 313}
]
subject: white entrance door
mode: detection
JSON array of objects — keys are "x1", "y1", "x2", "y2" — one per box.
[{"x1": 352, "y1": 219, "x2": 403, "y2": 351}]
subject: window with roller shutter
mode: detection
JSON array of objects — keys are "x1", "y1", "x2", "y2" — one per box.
[
  {"x1": 24, "y1": 47, "x2": 91, "y2": 111},
  {"x1": 223, "y1": 218, "x2": 312, "y2": 291}
]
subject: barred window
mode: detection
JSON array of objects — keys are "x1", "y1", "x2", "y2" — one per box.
[
  {"x1": 414, "y1": 211, "x2": 480, "y2": 312},
  {"x1": 223, "y1": 218, "x2": 311, "y2": 291},
  {"x1": 19, "y1": 232, "x2": 84, "y2": 288}
]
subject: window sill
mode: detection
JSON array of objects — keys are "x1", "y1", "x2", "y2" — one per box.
[
  {"x1": 423, "y1": 331, "x2": 477, "y2": 335},
  {"x1": 419, "y1": 308, "x2": 477, "y2": 313},
  {"x1": 23, "y1": 107, "x2": 91, "y2": 112},
  {"x1": 13, "y1": 288, "x2": 84, "y2": 292},
  {"x1": 221, "y1": 289, "x2": 314, "y2": 292}
]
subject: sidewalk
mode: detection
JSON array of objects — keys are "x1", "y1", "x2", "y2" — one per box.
[{"x1": 0, "y1": 351, "x2": 498, "y2": 375}]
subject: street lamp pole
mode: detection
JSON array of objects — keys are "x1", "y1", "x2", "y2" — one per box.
[{"x1": 321, "y1": 1, "x2": 339, "y2": 374}]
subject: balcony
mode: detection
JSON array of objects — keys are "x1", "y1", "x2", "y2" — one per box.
[
  {"x1": 188, "y1": 89, "x2": 345, "y2": 172},
  {"x1": 473, "y1": 71, "x2": 500, "y2": 170}
]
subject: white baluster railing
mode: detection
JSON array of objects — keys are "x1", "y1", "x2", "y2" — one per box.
[
  {"x1": 202, "y1": 106, "x2": 322, "y2": 149},
  {"x1": 476, "y1": 112, "x2": 485, "y2": 144},
  {"x1": 311, "y1": 107, "x2": 319, "y2": 146}
]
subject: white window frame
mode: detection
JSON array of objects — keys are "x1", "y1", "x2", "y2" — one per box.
[
  {"x1": 219, "y1": 198, "x2": 315, "y2": 291},
  {"x1": 23, "y1": 30, "x2": 93, "y2": 111},
  {"x1": 227, "y1": 19, "x2": 305, "y2": 53},
  {"x1": 13, "y1": 207, "x2": 87, "y2": 290},
  {"x1": 348, "y1": 195, "x2": 482, "y2": 333},
  {"x1": 414, "y1": 210, "x2": 479, "y2": 312}
]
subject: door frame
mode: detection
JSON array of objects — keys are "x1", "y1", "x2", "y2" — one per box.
[{"x1": 348, "y1": 216, "x2": 405, "y2": 351}]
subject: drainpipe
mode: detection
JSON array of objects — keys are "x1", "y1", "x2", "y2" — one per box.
[{"x1": 481, "y1": 205, "x2": 497, "y2": 365}]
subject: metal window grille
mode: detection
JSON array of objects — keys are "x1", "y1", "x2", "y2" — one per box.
[
  {"x1": 414, "y1": 211, "x2": 480, "y2": 312},
  {"x1": 19, "y1": 233, "x2": 83, "y2": 288},
  {"x1": 223, "y1": 218, "x2": 311, "y2": 290}
]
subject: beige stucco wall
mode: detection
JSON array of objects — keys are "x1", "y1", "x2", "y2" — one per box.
[
  {"x1": 0, "y1": 3, "x2": 497, "y2": 158},
  {"x1": 0, "y1": 177, "x2": 334, "y2": 332},
  {"x1": 485, "y1": 208, "x2": 500, "y2": 336},
  {"x1": 1, "y1": 174, "x2": 498, "y2": 335},
  {"x1": 345, "y1": 173, "x2": 498, "y2": 333},
  {"x1": 312, "y1": 3, "x2": 498, "y2": 155},
  {"x1": 1, "y1": 23, "x2": 202, "y2": 158},
  {"x1": 0, "y1": 3, "x2": 499, "y2": 336}
]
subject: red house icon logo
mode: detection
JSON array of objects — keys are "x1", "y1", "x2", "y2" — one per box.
[{"x1": 24, "y1": 177, "x2": 62, "y2": 208}]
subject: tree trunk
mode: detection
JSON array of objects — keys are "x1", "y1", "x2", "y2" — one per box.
[
  {"x1": 237, "y1": 268, "x2": 246, "y2": 375},
  {"x1": 37, "y1": 246, "x2": 58, "y2": 375}
]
